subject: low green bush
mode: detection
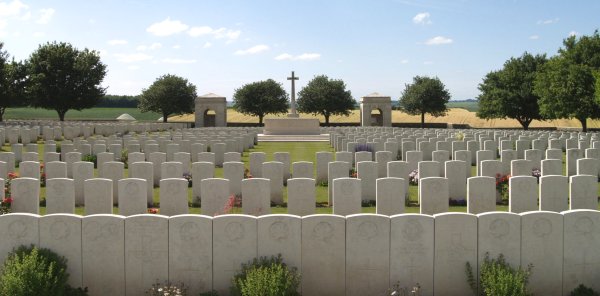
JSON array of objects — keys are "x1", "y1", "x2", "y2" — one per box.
[
  {"x1": 0, "y1": 245, "x2": 88, "y2": 296},
  {"x1": 466, "y1": 253, "x2": 532, "y2": 296},
  {"x1": 571, "y1": 284, "x2": 600, "y2": 296},
  {"x1": 146, "y1": 280, "x2": 187, "y2": 295},
  {"x1": 231, "y1": 254, "x2": 300, "y2": 296}
]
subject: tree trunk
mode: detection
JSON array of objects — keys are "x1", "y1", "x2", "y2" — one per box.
[
  {"x1": 420, "y1": 112, "x2": 425, "y2": 129},
  {"x1": 162, "y1": 112, "x2": 168, "y2": 122},
  {"x1": 518, "y1": 118, "x2": 531, "y2": 130},
  {"x1": 324, "y1": 114, "x2": 330, "y2": 125},
  {"x1": 0, "y1": 108, "x2": 4, "y2": 122},
  {"x1": 259, "y1": 115, "x2": 263, "y2": 125},
  {"x1": 57, "y1": 110, "x2": 66, "y2": 121},
  {"x1": 579, "y1": 117, "x2": 588, "y2": 132}
]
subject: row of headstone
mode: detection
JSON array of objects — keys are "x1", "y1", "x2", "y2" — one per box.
[{"x1": 1, "y1": 211, "x2": 598, "y2": 296}]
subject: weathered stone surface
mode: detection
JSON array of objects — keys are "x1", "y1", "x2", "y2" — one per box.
[
  {"x1": 201, "y1": 178, "x2": 230, "y2": 216},
  {"x1": 46, "y1": 178, "x2": 75, "y2": 214},
  {"x1": 159, "y1": 178, "x2": 188, "y2": 216},
  {"x1": 562, "y1": 210, "x2": 600, "y2": 294},
  {"x1": 84, "y1": 178, "x2": 113, "y2": 215},
  {"x1": 287, "y1": 178, "x2": 315, "y2": 216}
]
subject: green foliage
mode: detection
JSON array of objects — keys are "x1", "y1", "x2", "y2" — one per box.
[
  {"x1": 0, "y1": 245, "x2": 88, "y2": 296},
  {"x1": 466, "y1": 253, "x2": 532, "y2": 296},
  {"x1": 534, "y1": 30, "x2": 600, "y2": 132},
  {"x1": 145, "y1": 280, "x2": 187, "y2": 295},
  {"x1": 232, "y1": 79, "x2": 289, "y2": 124},
  {"x1": 82, "y1": 154, "x2": 97, "y2": 168},
  {"x1": 139, "y1": 74, "x2": 197, "y2": 123},
  {"x1": 97, "y1": 94, "x2": 139, "y2": 108},
  {"x1": 27, "y1": 41, "x2": 107, "y2": 121},
  {"x1": 231, "y1": 255, "x2": 301, "y2": 296},
  {"x1": 121, "y1": 149, "x2": 128, "y2": 168},
  {"x1": 296, "y1": 75, "x2": 356, "y2": 124},
  {"x1": 399, "y1": 75, "x2": 451, "y2": 128},
  {"x1": 477, "y1": 52, "x2": 547, "y2": 130},
  {"x1": 0, "y1": 51, "x2": 28, "y2": 121},
  {"x1": 534, "y1": 57, "x2": 599, "y2": 131},
  {"x1": 570, "y1": 284, "x2": 600, "y2": 296}
]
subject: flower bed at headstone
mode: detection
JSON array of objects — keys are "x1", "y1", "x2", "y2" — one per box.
[{"x1": 1, "y1": 172, "x2": 18, "y2": 215}]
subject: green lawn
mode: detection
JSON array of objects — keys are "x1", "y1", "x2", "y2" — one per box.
[{"x1": 3, "y1": 107, "x2": 161, "y2": 121}]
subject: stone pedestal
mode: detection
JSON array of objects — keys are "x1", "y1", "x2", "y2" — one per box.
[{"x1": 263, "y1": 118, "x2": 320, "y2": 135}]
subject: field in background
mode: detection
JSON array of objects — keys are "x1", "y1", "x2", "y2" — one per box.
[
  {"x1": 4, "y1": 104, "x2": 600, "y2": 129},
  {"x1": 3, "y1": 107, "x2": 161, "y2": 121},
  {"x1": 172, "y1": 108, "x2": 600, "y2": 129}
]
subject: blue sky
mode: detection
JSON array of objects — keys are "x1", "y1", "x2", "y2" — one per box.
[{"x1": 1, "y1": 0, "x2": 599, "y2": 101}]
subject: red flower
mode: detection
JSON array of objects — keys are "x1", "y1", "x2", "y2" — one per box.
[
  {"x1": 3, "y1": 198, "x2": 13, "y2": 204},
  {"x1": 147, "y1": 208, "x2": 159, "y2": 214}
]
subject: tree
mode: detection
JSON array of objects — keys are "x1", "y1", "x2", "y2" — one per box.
[
  {"x1": 27, "y1": 42, "x2": 107, "y2": 121},
  {"x1": 138, "y1": 74, "x2": 197, "y2": 123},
  {"x1": 534, "y1": 57, "x2": 599, "y2": 132},
  {"x1": 477, "y1": 52, "x2": 547, "y2": 130},
  {"x1": 399, "y1": 76, "x2": 451, "y2": 128},
  {"x1": 0, "y1": 60, "x2": 28, "y2": 122},
  {"x1": 534, "y1": 30, "x2": 600, "y2": 132},
  {"x1": 296, "y1": 75, "x2": 355, "y2": 125},
  {"x1": 232, "y1": 79, "x2": 288, "y2": 124}
]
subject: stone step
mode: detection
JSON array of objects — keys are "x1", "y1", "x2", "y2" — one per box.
[{"x1": 257, "y1": 134, "x2": 330, "y2": 142}]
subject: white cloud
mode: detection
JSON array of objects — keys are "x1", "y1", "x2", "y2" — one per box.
[
  {"x1": 413, "y1": 12, "x2": 431, "y2": 25},
  {"x1": 162, "y1": 58, "x2": 197, "y2": 64},
  {"x1": 275, "y1": 53, "x2": 294, "y2": 60},
  {"x1": 172, "y1": 45, "x2": 181, "y2": 49},
  {"x1": 114, "y1": 53, "x2": 153, "y2": 63},
  {"x1": 529, "y1": 35, "x2": 539, "y2": 40},
  {"x1": 537, "y1": 18, "x2": 559, "y2": 25},
  {"x1": 400, "y1": 59, "x2": 409, "y2": 64},
  {"x1": 0, "y1": 19, "x2": 6, "y2": 30},
  {"x1": 188, "y1": 26, "x2": 213, "y2": 37},
  {"x1": 36, "y1": 8, "x2": 54, "y2": 24},
  {"x1": 274, "y1": 53, "x2": 321, "y2": 61},
  {"x1": 569, "y1": 31, "x2": 578, "y2": 37},
  {"x1": 108, "y1": 39, "x2": 128, "y2": 46},
  {"x1": 424, "y1": 61, "x2": 434, "y2": 65},
  {"x1": 146, "y1": 17, "x2": 189, "y2": 36},
  {"x1": 127, "y1": 65, "x2": 140, "y2": 70},
  {"x1": 136, "y1": 42, "x2": 162, "y2": 51},
  {"x1": 235, "y1": 44, "x2": 269, "y2": 55},
  {"x1": 425, "y1": 36, "x2": 453, "y2": 45},
  {"x1": 203, "y1": 42, "x2": 212, "y2": 48},
  {"x1": 188, "y1": 26, "x2": 241, "y2": 42},
  {"x1": 33, "y1": 31, "x2": 44, "y2": 37},
  {"x1": 0, "y1": 0, "x2": 29, "y2": 17}
]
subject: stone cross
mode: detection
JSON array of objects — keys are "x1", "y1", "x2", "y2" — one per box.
[{"x1": 287, "y1": 71, "x2": 299, "y2": 118}]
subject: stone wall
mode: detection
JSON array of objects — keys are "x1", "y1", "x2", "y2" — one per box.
[{"x1": 2, "y1": 211, "x2": 599, "y2": 296}]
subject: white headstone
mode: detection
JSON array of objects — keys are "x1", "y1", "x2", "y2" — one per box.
[
  {"x1": 570, "y1": 175, "x2": 598, "y2": 210},
  {"x1": 39, "y1": 214, "x2": 82, "y2": 288},
  {"x1": 562, "y1": 210, "x2": 600, "y2": 294},
  {"x1": 129, "y1": 161, "x2": 154, "y2": 206},
  {"x1": 346, "y1": 214, "x2": 390, "y2": 295},
  {"x1": 376, "y1": 177, "x2": 405, "y2": 215},
  {"x1": 332, "y1": 177, "x2": 361, "y2": 216},
  {"x1": 257, "y1": 215, "x2": 301, "y2": 271},
  {"x1": 168, "y1": 215, "x2": 213, "y2": 295},
  {"x1": 433, "y1": 213, "x2": 477, "y2": 296},
  {"x1": 11, "y1": 177, "x2": 40, "y2": 214},
  {"x1": 82, "y1": 215, "x2": 125, "y2": 295},
  {"x1": 420, "y1": 177, "x2": 449, "y2": 215},
  {"x1": 46, "y1": 178, "x2": 75, "y2": 214},
  {"x1": 212, "y1": 215, "x2": 257, "y2": 295},
  {"x1": 509, "y1": 176, "x2": 538, "y2": 213},
  {"x1": 301, "y1": 215, "x2": 345, "y2": 295},
  {"x1": 159, "y1": 178, "x2": 188, "y2": 216},
  {"x1": 201, "y1": 178, "x2": 230, "y2": 216},
  {"x1": 520, "y1": 211, "x2": 563, "y2": 296},
  {"x1": 467, "y1": 176, "x2": 496, "y2": 214},
  {"x1": 263, "y1": 161, "x2": 284, "y2": 205},
  {"x1": 118, "y1": 178, "x2": 147, "y2": 216},
  {"x1": 539, "y1": 175, "x2": 568, "y2": 212},
  {"x1": 287, "y1": 178, "x2": 315, "y2": 216},
  {"x1": 242, "y1": 178, "x2": 271, "y2": 216}
]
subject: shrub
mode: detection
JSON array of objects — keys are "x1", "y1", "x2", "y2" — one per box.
[
  {"x1": 0, "y1": 245, "x2": 88, "y2": 296},
  {"x1": 121, "y1": 149, "x2": 128, "y2": 168},
  {"x1": 466, "y1": 253, "x2": 532, "y2": 296},
  {"x1": 231, "y1": 255, "x2": 300, "y2": 296},
  {"x1": 82, "y1": 154, "x2": 98, "y2": 168},
  {"x1": 571, "y1": 284, "x2": 600, "y2": 296},
  {"x1": 145, "y1": 280, "x2": 187, "y2": 296}
]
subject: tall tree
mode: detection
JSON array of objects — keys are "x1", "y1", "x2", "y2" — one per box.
[
  {"x1": 534, "y1": 57, "x2": 599, "y2": 132},
  {"x1": 534, "y1": 30, "x2": 600, "y2": 132},
  {"x1": 232, "y1": 79, "x2": 288, "y2": 124},
  {"x1": 399, "y1": 76, "x2": 451, "y2": 128},
  {"x1": 0, "y1": 60, "x2": 28, "y2": 122},
  {"x1": 27, "y1": 42, "x2": 107, "y2": 121},
  {"x1": 138, "y1": 74, "x2": 197, "y2": 123},
  {"x1": 296, "y1": 75, "x2": 355, "y2": 125},
  {"x1": 477, "y1": 52, "x2": 547, "y2": 130}
]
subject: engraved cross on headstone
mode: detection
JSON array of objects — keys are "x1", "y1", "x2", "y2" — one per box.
[{"x1": 287, "y1": 71, "x2": 299, "y2": 118}]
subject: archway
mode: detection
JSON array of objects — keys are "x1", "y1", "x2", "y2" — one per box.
[
  {"x1": 204, "y1": 109, "x2": 216, "y2": 127},
  {"x1": 370, "y1": 108, "x2": 383, "y2": 126}
]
